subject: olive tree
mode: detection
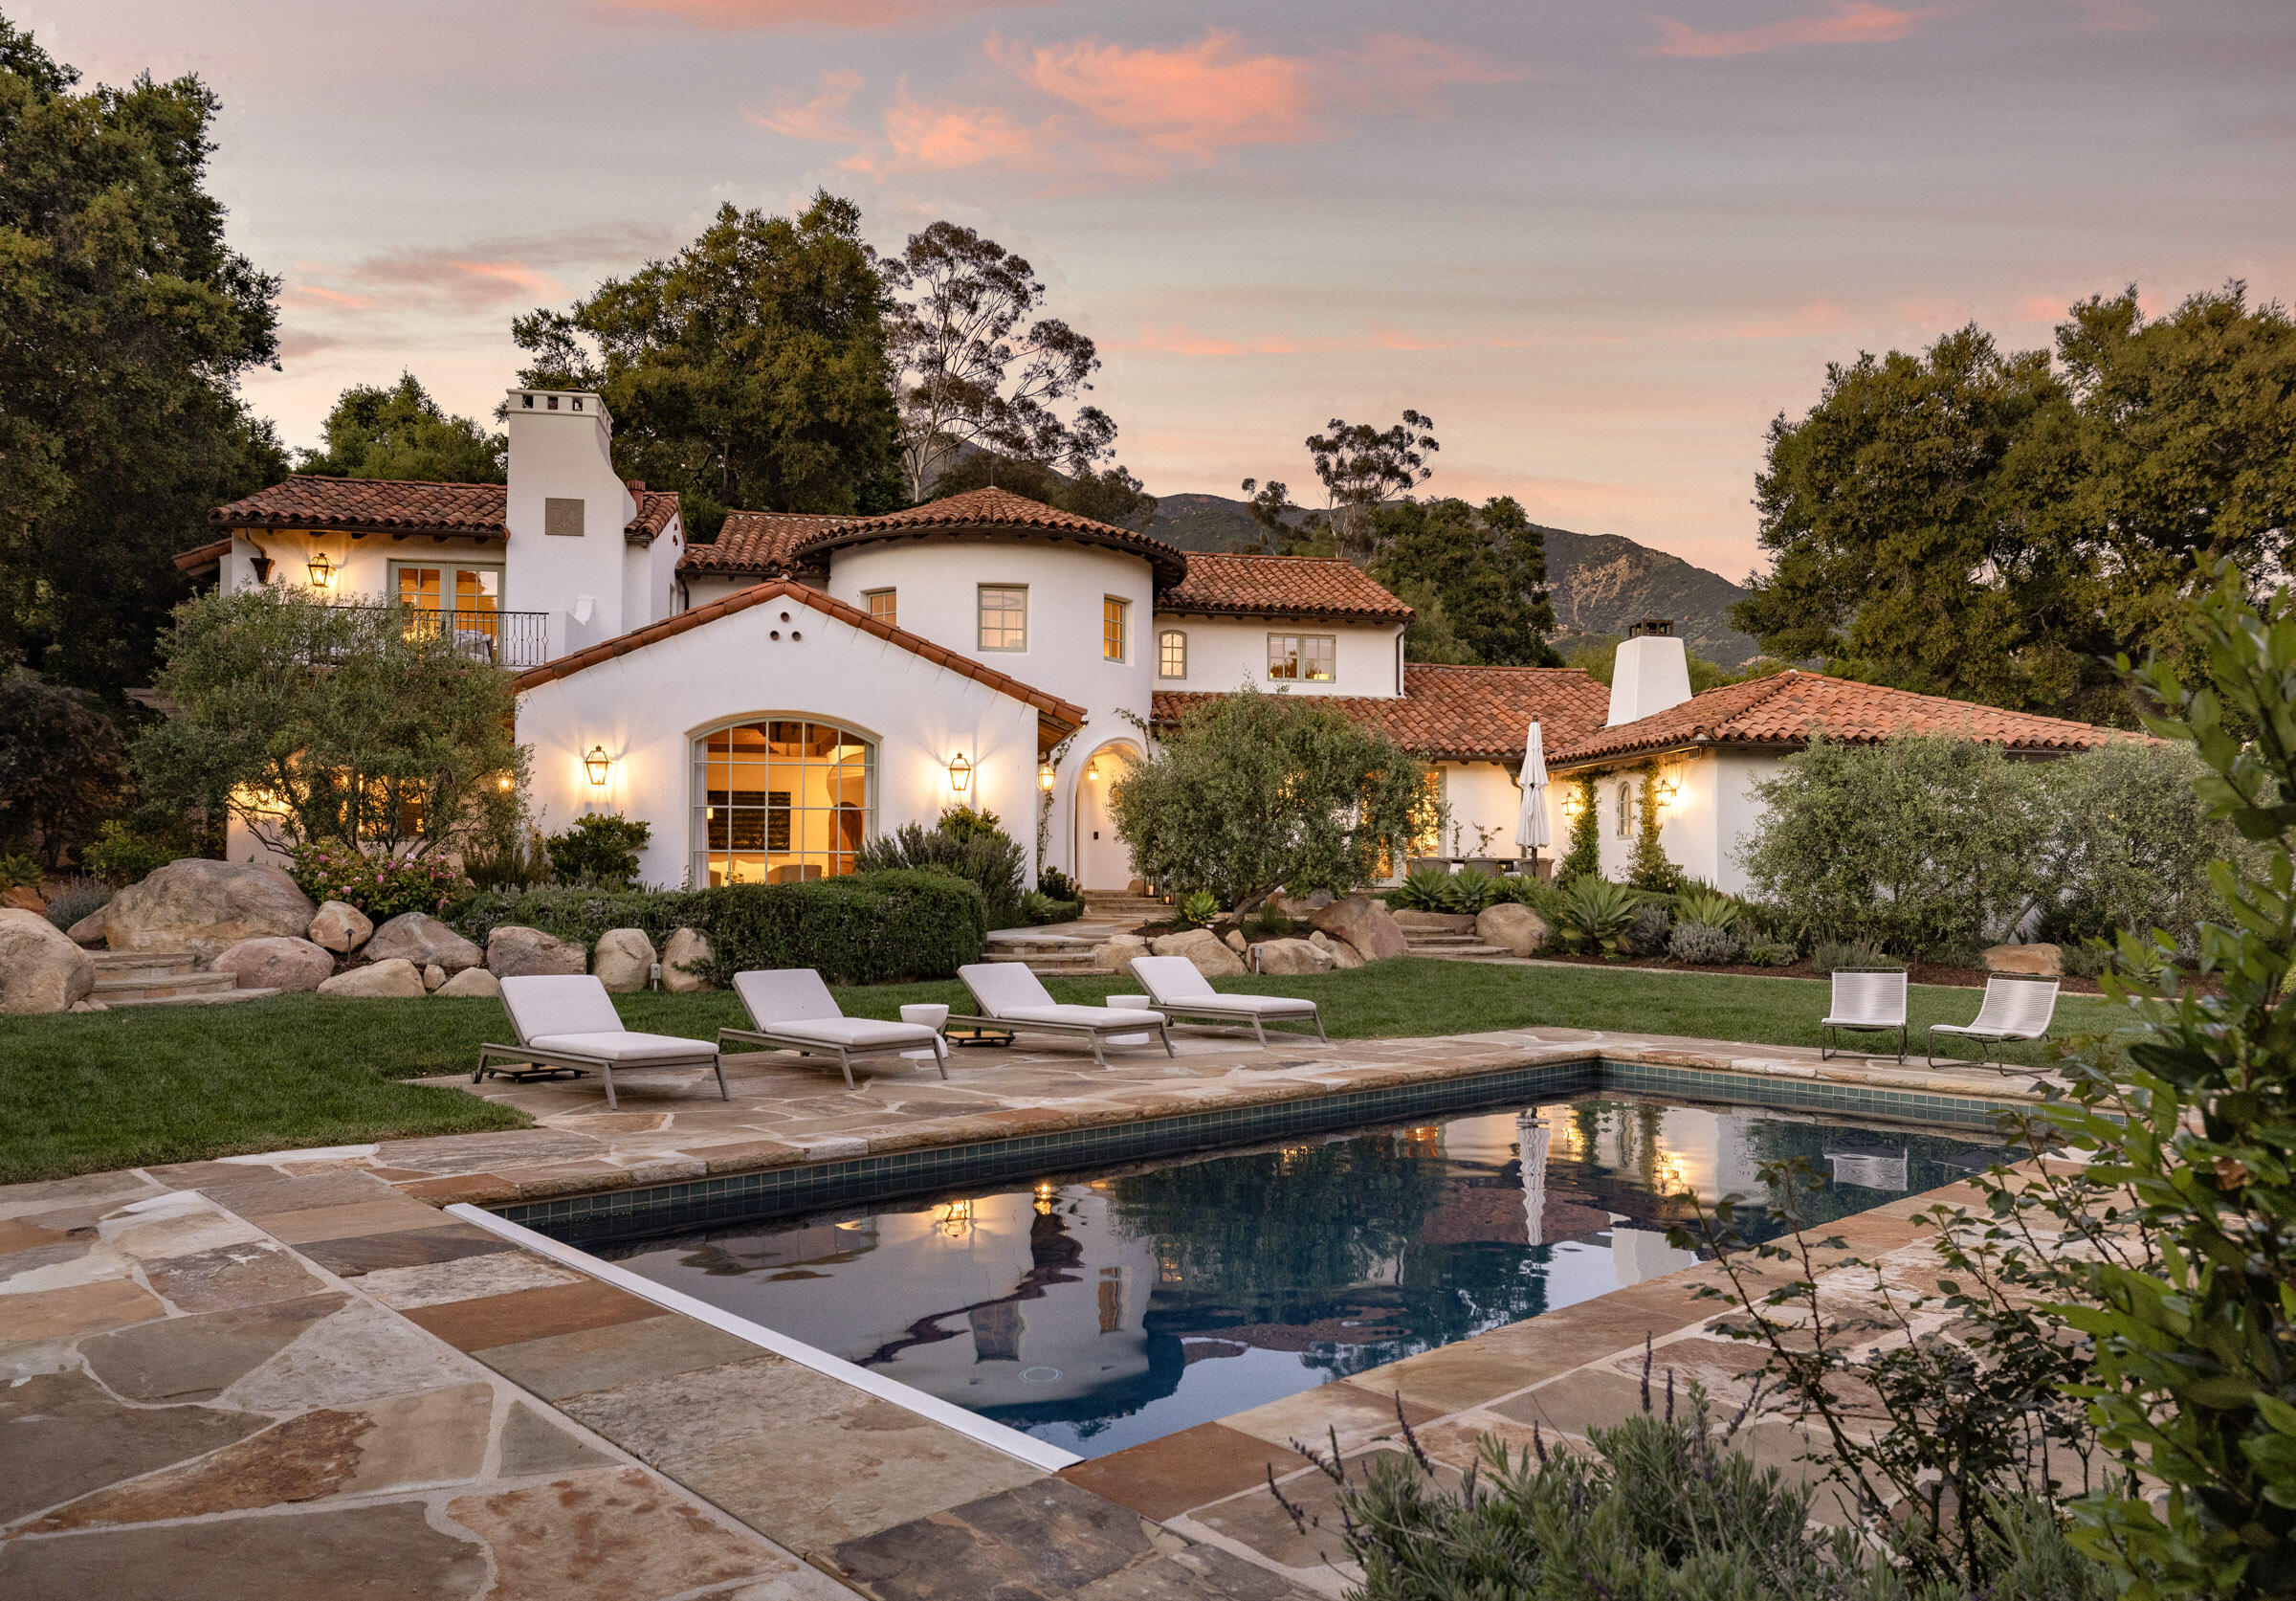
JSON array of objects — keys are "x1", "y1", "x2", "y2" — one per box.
[
  {"x1": 134, "y1": 587, "x2": 525, "y2": 856},
  {"x1": 1108, "y1": 687, "x2": 1438, "y2": 912}
]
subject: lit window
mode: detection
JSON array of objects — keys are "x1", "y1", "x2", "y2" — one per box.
[
  {"x1": 1616, "y1": 781, "x2": 1634, "y2": 838},
  {"x1": 1267, "y1": 634, "x2": 1336, "y2": 682},
  {"x1": 1103, "y1": 597, "x2": 1128, "y2": 661},
  {"x1": 865, "y1": 589, "x2": 896, "y2": 627},
  {"x1": 693, "y1": 719, "x2": 874, "y2": 887},
  {"x1": 1158, "y1": 630, "x2": 1187, "y2": 679},
  {"x1": 978, "y1": 585, "x2": 1027, "y2": 652}
]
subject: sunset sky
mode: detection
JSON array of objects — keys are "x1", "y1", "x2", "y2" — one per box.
[{"x1": 37, "y1": 0, "x2": 2296, "y2": 577}]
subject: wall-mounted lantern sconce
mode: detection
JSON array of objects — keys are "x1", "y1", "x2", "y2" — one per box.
[
  {"x1": 1654, "y1": 775, "x2": 1680, "y2": 807},
  {"x1": 947, "y1": 752, "x2": 972, "y2": 796},
  {"x1": 306, "y1": 552, "x2": 334, "y2": 591},
  {"x1": 585, "y1": 745, "x2": 611, "y2": 787},
  {"x1": 1085, "y1": 758, "x2": 1101, "y2": 782},
  {"x1": 497, "y1": 774, "x2": 513, "y2": 792},
  {"x1": 1038, "y1": 760, "x2": 1056, "y2": 791}
]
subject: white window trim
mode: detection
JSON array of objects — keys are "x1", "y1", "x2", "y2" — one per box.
[
  {"x1": 862, "y1": 588, "x2": 896, "y2": 626},
  {"x1": 1267, "y1": 632, "x2": 1337, "y2": 683},
  {"x1": 386, "y1": 558, "x2": 506, "y2": 612},
  {"x1": 1158, "y1": 628, "x2": 1188, "y2": 680},
  {"x1": 1102, "y1": 596, "x2": 1130, "y2": 663},
  {"x1": 978, "y1": 583, "x2": 1028, "y2": 653}
]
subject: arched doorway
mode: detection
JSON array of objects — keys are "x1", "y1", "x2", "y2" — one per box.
[{"x1": 1071, "y1": 739, "x2": 1141, "y2": 893}]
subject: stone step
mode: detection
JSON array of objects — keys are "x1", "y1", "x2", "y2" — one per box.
[
  {"x1": 89, "y1": 951, "x2": 201, "y2": 972},
  {"x1": 1402, "y1": 933, "x2": 1486, "y2": 947},
  {"x1": 1410, "y1": 945, "x2": 1516, "y2": 962},
  {"x1": 92, "y1": 968, "x2": 240, "y2": 1001},
  {"x1": 99, "y1": 986, "x2": 284, "y2": 1009},
  {"x1": 978, "y1": 951, "x2": 1106, "y2": 975}
]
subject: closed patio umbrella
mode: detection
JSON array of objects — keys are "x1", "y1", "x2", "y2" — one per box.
[{"x1": 1515, "y1": 721, "x2": 1551, "y2": 859}]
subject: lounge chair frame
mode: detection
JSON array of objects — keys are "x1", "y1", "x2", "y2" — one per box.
[
  {"x1": 1924, "y1": 973, "x2": 2060, "y2": 1073},
  {"x1": 1125, "y1": 955, "x2": 1327, "y2": 1047},
  {"x1": 1820, "y1": 967, "x2": 1909, "y2": 1063},
  {"x1": 715, "y1": 969, "x2": 950, "y2": 1090},
  {"x1": 477, "y1": 975, "x2": 729, "y2": 1112},
  {"x1": 952, "y1": 963, "x2": 1174, "y2": 1068}
]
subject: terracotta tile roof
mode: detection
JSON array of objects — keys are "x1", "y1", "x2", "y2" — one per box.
[
  {"x1": 1159, "y1": 553, "x2": 1414, "y2": 623},
  {"x1": 1551, "y1": 669, "x2": 2136, "y2": 767},
  {"x1": 514, "y1": 578, "x2": 1087, "y2": 747},
  {"x1": 172, "y1": 536, "x2": 232, "y2": 574},
  {"x1": 793, "y1": 486, "x2": 1189, "y2": 586},
  {"x1": 677, "y1": 510, "x2": 840, "y2": 576},
  {"x1": 205, "y1": 475, "x2": 677, "y2": 544},
  {"x1": 1152, "y1": 664, "x2": 1611, "y2": 762}
]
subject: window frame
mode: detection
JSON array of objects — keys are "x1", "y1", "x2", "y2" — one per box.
[
  {"x1": 1102, "y1": 596, "x2": 1129, "y2": 662},
  {"x1": 386, "y1": 559, "x2": 505, "y2": 615},
  {"x1": 690, "y1": 716, "x2": 877, "y2": 889},
  {"x1": 863, "y1": 588, "x2": 897, "y2": 628},
  {"x1": 1158, "y1": 629, "x2": 1188, "y2": 680},
  {"x1": 1266, "y1": 632, "x2": 1337, "y2": 683},
  {"x1": 1616, "y1": 780, "x2": 1634, "y2": 839},
  {"x1": 977, "y1": 584, "x2": 1028, "y2": 653}
]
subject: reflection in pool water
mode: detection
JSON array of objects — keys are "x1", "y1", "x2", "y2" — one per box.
[{"x1": 607, "y1": 1097, "x2": 2010, "y2": 1457}]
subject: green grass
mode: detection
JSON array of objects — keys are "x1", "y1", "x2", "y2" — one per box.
[{"x1": 0, "y1": 961, "x2": 2130, "y2": 1186}]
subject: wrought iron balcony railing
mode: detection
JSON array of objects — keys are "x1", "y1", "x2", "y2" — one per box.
[{"x1": 334, "y1": 606, "x2": 552, "y2": 668}]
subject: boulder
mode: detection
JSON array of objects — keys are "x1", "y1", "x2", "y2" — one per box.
[
  {"x1": 1391, "y1": 909, "x2": 1477, "y2": 934},
  {"x1": 1476, "y1": 903, "x2": 1551, "y2": 959},
  {"x1": 1324, "y1": 938, "x2": 1366, "y2": 970},
  {"x1": 307, "y1": 900, "x2": 373, "y2": 955},
  {"x1": 593, "y1": 927, "x2": 656, "y2": 992},
  {"x1": 69, "y1": 998, "x2": 107, "y2": 1012},
  {"x1": 1272, "y1": 889, "x2": 1335, "y2": 919},
  {"x1": 3, "y1": 884, "x2": 44, "y2": 913},
  {"x1": 1091, "y1": 932, "x2": 1150, "y2": 976},
  {"x1": 317, "y1": 958, "x2": 426, "y2": 998},
  {"x1": 0, "y1": 908, "x2": 97, "y2": 1013},
  {"x1": 487, "y1": 924, "x2": 586, "y2": 978},
  {"x1": 99, "y1": 858, "x2": 315, "y2": 960},
  {"x1": 66, "y1": 904, "x2": 110, "y2": 946},
  {"x1": 436, "y1": 967, "x2": 502, "y2": 999},
  {"x1": 1253, "y1": 937, "x2": 1334, "y2": 976},
  {"x1": 210, "y1": 936, "x2": 336, "y2": 993},
  {"x1": 1309, "y1": 895, "x2": 1408, "y2": 962},
  {"x1": 661, "y1": 927, "x2": 715, "y2": 992},
  {"x1": 1983, "y1": 943, "x2": 2062, "y2": 978},
  {"x1": 423, "y1": 964, "x2": 447, "y2": 992},
  {"x1": 365, "y1": 911, "x2": 481, "y2": 973},
  {"x1": 1149, "y1": 926, "x2": 1247, "y2": 978},
  {"x1": 1222, "y1": 928, "x2": 1247, "y2": 954}
]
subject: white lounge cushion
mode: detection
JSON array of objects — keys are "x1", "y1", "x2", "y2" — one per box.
[
  {"x1": 959, "y1": 962, "x2": 1056, "y2": 1015},
  {"x1": 525, "y1": 1030, "x2": 720, "y2": 1063},
  {"x1": 1158, "y1": 993, "x2": 1319, "y2": 1017},
  {"x1": 735, "y1": 968, "x2": 847, "y2": 1028},
  {"x1": 997, "y1": 1004, "x2": 1166, "y2": 1030},
  {"x1": 1128, "y1": 955, "x2": 1218, "y2": 1002},
  {"x1": 745, "y1": 1016, "x2": 938, "y2": 1049},
  {"x1": 500, "y1": 973, "x2": 624, "y2": 1042}
]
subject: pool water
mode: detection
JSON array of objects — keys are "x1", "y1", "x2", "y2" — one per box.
[{"x1": 607, "y1": 1096, "x2": 2010, "y2": 1458}]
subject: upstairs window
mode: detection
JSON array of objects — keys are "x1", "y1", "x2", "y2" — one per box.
[
  {"x1": 864, "y1": 589, "x2": 896, "y2": 627},
  {"x1": 1158, "y1": 630, "x2": 1187, "y2": 679},
  {"x1": 1103, "y1": 597, "x2": 1129, "y2": 661},
  {"x1": 978, "y1": 585, "x2": 1027, "y2": 652},
  {"x1": 1267, "y1": 634, "x2": 1336, "y2": 682}
]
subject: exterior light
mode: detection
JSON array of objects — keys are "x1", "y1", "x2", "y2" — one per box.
[
  {"x1": 585, "y1": 745, "x2": 610, "y2": 787},
  {"x1": 1038, "y1": 760, "x2": 1056, "y2": 791},
  {"x1": 306, "y1": 552, "x2": 333, "y2": 590},
  {"x1": 497, "y1": 775, "x2": 513, "y2": 791},
  {"x1": 1085, "y1": 759, "x2": 1101, "y2": 781},
  {"x1": 948, "y1": 752, "x2": 972, "y2": 795},
  {"x1": 1655, "y1": 776, "x2": 1680, "y2": 806}
]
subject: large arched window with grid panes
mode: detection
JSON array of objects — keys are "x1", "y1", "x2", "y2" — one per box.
[{"x1": 693, "y1": 719, "x2": 874, "y2": 886}]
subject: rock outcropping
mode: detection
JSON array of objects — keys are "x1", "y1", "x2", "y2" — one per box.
[
  {"x1": 96, "y1": 859, "x2": 315, "y2": 960},
  {"x1": 0, "y1": 908, "x2": 97, "y2": 1013}
]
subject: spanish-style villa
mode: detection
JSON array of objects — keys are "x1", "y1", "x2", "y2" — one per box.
[{"x1": 183, "y1": 387, "x2": 2130, "y2": 899}]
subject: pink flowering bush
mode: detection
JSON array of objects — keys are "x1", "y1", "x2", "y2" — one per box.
[{"x1": 287, "y1": 840, "x2": 462, "y2": 920}]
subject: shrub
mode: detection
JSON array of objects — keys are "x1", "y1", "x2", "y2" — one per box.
[
  {"x1": 1741, "y1": 940, "x2": 1798, "y2": 967},
  {"x1": 43, "y1": 877, "x2": 109, "y2": 932},
  {"x1": 1667, "y1": 921, "x2": 1741, "y2": 965},
  {"x1": 463, "y1": 828, "x2": 549, "y2": 892},
  {"x1": 0, "y1": 670, "x2": 127, "y2": 872},
  {"x1": 1556, "y1": 774, "x2": 1601, "y2": 881},
  {"x1": 79, "y1": 818, "x2": 187, "y2": 886},
  {"x1": 287, "y1": 839, "x2": 463, "y2": 920},
  {"x1": 545, "y1": 812, "x2": 651, "y2": 889},
  {"x1": 1807, "y1": 938, "x2": 1899, "y2": 974},
  {"x1": 1672, "y1": 882, "x2": 1744, "y2": 930},
  {"x1": 0, "y1": 853, "x2": 38, "y2": 892},
  {"x1": 1497, "y1": 872, "x2": 1569, "y2": 924},
  {"x1": 1021, "y1": 891, "x2": 1082, "y2": 925},
  {"x1": 1386, "y1": 867, "x2": 1460, "y2": 912},
  {"x1": 446, "y1": 885, "x2": 707, "y2": 953},
  {"x1": 1623, "y1": 901, "x2": 1671, "y2": 955},
  {"x1": 856, "y1": 812, "x2": 1027, "y2": 930},
  {"x1": 1036, "y1": 864, "x2": 1081, "y2": 902},
  {"x1": 2031, "y1": 738, "x2": 2253, "y2": 953},
  {"x1": 1554, "y1": 877, "x2": 1639, "y2": 957},
  {"x1": 1626, "y1": 768, "x2": 1684, "y2": 893}
]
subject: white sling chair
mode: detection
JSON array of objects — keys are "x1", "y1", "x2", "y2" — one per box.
[
  {"x1": 1820, "y1": 967, "x2": 1908, "y2": 1062},
  {"x1": 1926, "y1": 974, "x2": 2060, "y2": 1071},
  {"x1": 953, "y1": 963, "x2": 1174, "y2": 1067},
  {"x1": 720, "y1": 968, "x2": 948, "y2": 1090},
  {"x1": 1126, "y1": 955, "x2": 1326, "y2": 1046},
  {"x1": 477, "y1": 974, "x2": 728, "y2": 1111}
]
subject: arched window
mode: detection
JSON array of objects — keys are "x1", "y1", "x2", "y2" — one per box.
[
  {"x1": 693, "y1": 719, "x2": 874, "y2": 887},
  {"x1": 1615, "y1": 780, "x2": 1634, "y2": 839},
  {"x1": 1158, "y1": 629, "x2": 1187, "y2": 679}
]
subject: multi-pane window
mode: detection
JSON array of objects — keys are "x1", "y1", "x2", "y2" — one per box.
[
  {"x1": 1102, "y1": 597, "x2": 1128, "y2": 661},
  {"x1": 978, "y1": 585, "x2": 1027, "y2": 652},
  {"x1": 1267, "y1": 634, "x2": 1336, "y2": 682},
  {"x1": 694, "y1": 720, "x2": 873, "y2": 887},
  {"x1": 864, "y1": 589, "x2": 896, "y2": 627},
  {"x1": 1158, "y1": 630, "x2": 1187, "y2": 679},
  {"x1": 1615, "y1": 780, "x2": 1634, "y2": 838}
]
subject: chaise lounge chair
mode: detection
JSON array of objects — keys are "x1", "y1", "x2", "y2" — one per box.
[
  {"x1": 1925, "y1": 973, "x2": 2060, "y2": 1071},
  {"x1": 1820, "y1": 967, "x2": 1908, "y2": 1063},
  {"x1": 953, "y1": 963, "x2": 1175, "y2": 1067},
  {"x1": 476, "y1": 974, "x2": 729, "y2": 1111},
  {"x1": 719, "y1": 968, "x2": 948, "y2": 1090},
  {"x1": 1126, "y1": 954, "x2": 1327, "y2": 1046}
]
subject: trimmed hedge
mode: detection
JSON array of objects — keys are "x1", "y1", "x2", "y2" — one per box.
[{"x1": 443, "y1": 869, "x2": 987, "y2": 985}]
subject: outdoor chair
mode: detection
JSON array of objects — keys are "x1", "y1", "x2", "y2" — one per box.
[
  {"x1": 1126, "y1": 954, "x2": 1326, "y2": 1047},
  {"x1": 719, "y1": 968, "x2": 948, "y2": 1090},
  {"x1": 953, "y1": 963, "x2": 1174, "y2": 1067},
  {"x1": 1925, "y1": 973, "x2": 2060, "y2": 1072},
  {"x1": 476, "y1": 974, "x2": 728, "y2": 1111},
  {"x1": 1820, "y1": 967, "x2": 1908, "y2": 1062}
]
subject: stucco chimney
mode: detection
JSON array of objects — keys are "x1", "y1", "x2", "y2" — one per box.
[
  {"x1": 504, "y1": 389, "x2": 637, "y2": 655},
  {"x1": 1605, "y1": 617, "x2": 1692, "y2": 727}
]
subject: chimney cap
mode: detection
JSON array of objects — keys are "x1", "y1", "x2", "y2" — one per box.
[{"x1": 1632, "y1": 617, "x2": 1674, "y2": 637}]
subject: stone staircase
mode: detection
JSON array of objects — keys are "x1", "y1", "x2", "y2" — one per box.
[
  {"x1": 979, "y1": 930, "x2": 1105, "y2": 976},
  {"x1": 88, "y1": 951, "x2": 277, "y2": 1008},
  {"x1": 1078, "y1": 891, "x2": 1169, "y2": 924},
  {"x1": 1390, "y1": 911, "x2": 1516, "y2": 964}
]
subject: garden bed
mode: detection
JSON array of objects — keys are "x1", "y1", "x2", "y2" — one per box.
[{"x1": 1525, "y1": 948, "x2": 2108, "y2": 993}]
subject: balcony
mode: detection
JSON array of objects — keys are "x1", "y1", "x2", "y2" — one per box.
[{"x1": 337, "y1": 606, "x2": 552, "y2": 668}]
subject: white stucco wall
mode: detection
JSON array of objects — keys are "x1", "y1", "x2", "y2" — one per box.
[
  {"x1": 516, "y1": 593, "x2": 1045, "y2": 889},
  {"x1": 221, "y1": 531, "x2": 512, "y2": 608},
  {"x1": 1435, "y1": 762, "x2": 1533, "y2": 862},
  {"x1": 1711, "y1": 750, "x2": 1780, "y2": 898},
  {"x1": 1148, "y1": 614, "x2": 1403, "y2": 698},
  {"x1": 621, "y1": 511, "x2": 683, "y2": 636},
  {"x1": 502, "y1": 389, "x2": 642, "y2": 658},
  {"x1": 1553, "y1": 749, "x2": 1783, "y2": 892},
  {"x1": 680, "y1": 571, "x2": 758, "y2": 612}
]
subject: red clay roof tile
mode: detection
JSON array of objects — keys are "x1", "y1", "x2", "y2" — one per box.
[
  {"x1": 793, "y1": 486, "x2": 1189, "y2": 585},
  {"x1": 1153, "y1": 664, "x2": 1610, "y2": 762},
  {"x1": 1159, "y1": 552, "x2": 1413, "y2": 623},
  {"x1": 206, "y1": 476, "x2": 677, "y2": 542},
  {"x1": 677, "y1": 510, "x2": 839, "y2": 575}
]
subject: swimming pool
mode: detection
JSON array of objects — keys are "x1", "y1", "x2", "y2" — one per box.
[{"x1": 605, "y1": 1095, "x2": 2010, "y2": 1458}]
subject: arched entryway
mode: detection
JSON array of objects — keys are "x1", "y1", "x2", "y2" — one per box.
[{"x1": 1071, "y1": 739, "x2": 1142, "y2": 893}]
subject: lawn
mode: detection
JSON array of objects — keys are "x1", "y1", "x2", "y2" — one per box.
[{"x1": 0, "y1": 960, "x2": 2130, "y2": 1185}]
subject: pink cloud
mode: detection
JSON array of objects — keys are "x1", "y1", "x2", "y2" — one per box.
[
  {"x1": 746, "y1": 69, "x2": 864, "y2": 142},
  {"x1": 284, "y1": 283, "x2": 379, "y2": 310},
  {"x1": 584, "y1": 0, "x2": 1048, "y2": 30},
  {"x1": 987, "y1": 30, "x2": 1318, "y2": 157},
  {"x1": 845, "y1": 88, "x2": 1060, "y2": 174},
  {"x1": 1327, "y1": 33, "x2": 1523, "y2": 109},
  {"x1": 1650, "y1": 2, "x2": 1954, "y2": 58}
]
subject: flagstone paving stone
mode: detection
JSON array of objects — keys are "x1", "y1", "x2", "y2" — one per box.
[{"x1": 475, "y1": 1312, "x2": 762, "y2": 1402}]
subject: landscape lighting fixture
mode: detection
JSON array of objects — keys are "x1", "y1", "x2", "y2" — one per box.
[
  {"x1": 584, "y1": 745, "x2": 610, "y2": 787},
  {"x1": 305, "y1": 552, "x2": 333, "y2": 590},
  {"x1": 947, "y1": 752, "x2": 972, "y2": 795}
]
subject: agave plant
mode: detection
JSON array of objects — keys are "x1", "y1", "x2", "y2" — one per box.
[
  {"x1": 1673, "y1": 883, "x2": 1744, "y2": 931},
  {"x1": 1556, "y1": 877, "x2": 1641, "y2": 958},
  {"x1": 1386, "y1": 868, "x2": 1461, "y2": 912},
  {"x1": 1446, "y1": 869, "x2": 1507, "y2": 913},
  {"x1": 1176, "y1": 889, "x2": 1222, "y2": 929}
]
